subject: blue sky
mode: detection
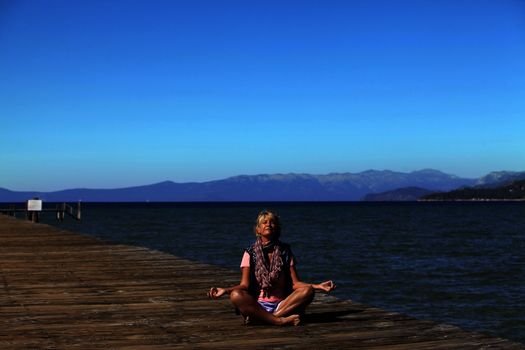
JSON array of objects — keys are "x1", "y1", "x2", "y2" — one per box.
[{"x1": 1, "y1": 0, "x2": 524, "y2": 191}]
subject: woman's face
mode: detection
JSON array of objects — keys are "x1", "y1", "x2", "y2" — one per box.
[{"x1": 256, "y1": 216, "x2": 277, "y2": 240}]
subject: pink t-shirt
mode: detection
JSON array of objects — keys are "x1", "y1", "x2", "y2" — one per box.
[{"x1": 240, "y1": 252, "x2": 295, "y2": 303}]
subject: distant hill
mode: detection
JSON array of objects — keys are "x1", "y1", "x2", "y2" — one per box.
[
  {"x1": 0, "y1": 169, "x2": 476, "y2": 202},
  {"x1": 362, "y1": 187, "x2": 434, "y2": 201},
  {"x1": 361, "y1": 170, "x2": 525, "y2": 202},
  {"x1": 421, "y1": 179, "x2": 525, "y2": 201},
  {"x1": 475, "y1": 171, "x2": 525, "y2": 188}
]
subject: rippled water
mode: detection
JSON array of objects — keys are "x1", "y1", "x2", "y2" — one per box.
[{"x1": 42, "y1": 202, "x2": 525, "y2": 343}]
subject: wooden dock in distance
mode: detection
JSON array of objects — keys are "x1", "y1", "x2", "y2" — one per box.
[{"x1": 0, "y1": 215, "x2": 523, "y2": 349}]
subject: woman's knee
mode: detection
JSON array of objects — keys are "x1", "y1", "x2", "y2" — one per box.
[
  {"x1": 299, "y1": 285, "x2": 315, "y2": 300},
  {"x1": 230, "y1": 289, "x2": 250, "y2": 304}
]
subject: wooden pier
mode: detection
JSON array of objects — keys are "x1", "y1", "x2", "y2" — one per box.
[{"x1": 0, "y1": 215, "x2": 523, "y2": 349}]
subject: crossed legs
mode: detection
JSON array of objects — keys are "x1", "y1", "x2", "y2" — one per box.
[{"x1": 230, "y1": 286, "x2": 314, "y2": 326}]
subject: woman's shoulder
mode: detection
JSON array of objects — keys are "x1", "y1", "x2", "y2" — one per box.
[{"x1": 244, "y1": 242, "x2": 255, "y2": 253}]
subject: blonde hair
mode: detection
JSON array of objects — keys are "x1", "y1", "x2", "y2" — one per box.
[{"x1": 253, "y1": 210, "x2": 281, "y2": 239}]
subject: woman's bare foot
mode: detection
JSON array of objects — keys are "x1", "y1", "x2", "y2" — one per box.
[{"x1": 278, "y1": 314, "x2": 301, "y2": 326}]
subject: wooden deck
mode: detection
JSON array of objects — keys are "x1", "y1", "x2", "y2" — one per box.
[{"x1": 0, "y1": 215, "x2": 523, "y2": 349}]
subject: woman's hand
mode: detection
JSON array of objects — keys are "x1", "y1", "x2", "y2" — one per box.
[
  {"x1": 314, "y1": 280, "x2": 336, "y2": 292},
  {"x1": 207, "y1": 287, "x2": 227, "y2": 299}
]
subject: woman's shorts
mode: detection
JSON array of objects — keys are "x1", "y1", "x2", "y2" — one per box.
[{"x1": 258, "y1": 300, "x2": 282, "y2": 313}]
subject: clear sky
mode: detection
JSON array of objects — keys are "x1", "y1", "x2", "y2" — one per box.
[{"x1": 1, "y1": 0, "x2": 524, "y2": 191}]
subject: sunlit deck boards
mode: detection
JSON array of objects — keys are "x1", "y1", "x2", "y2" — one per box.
[{"x1": 0, "y1": 214, "x2": 523, "y2": 349}]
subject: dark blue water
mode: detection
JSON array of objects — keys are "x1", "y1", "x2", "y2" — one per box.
[{"x1": 41, "y1": 202, "x2": 525, "y2": 343}]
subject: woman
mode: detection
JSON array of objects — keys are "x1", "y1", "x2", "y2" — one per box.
[{"x1": 208, "y1": 210, "x2": 336, "y2": 326}]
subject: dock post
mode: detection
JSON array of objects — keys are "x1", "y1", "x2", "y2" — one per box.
[
  {"x1": 76, "y1": 201, "x2": 82, "y2": 221},
  {"x1": 8, "y1": 204, "x2": 16, "y2": 217},
  {"x1": 31, "y1": 211, "x2": 39, "y2": 223},
  {"x1": 56, "y1": 203, "x2": 65, "y2": 221}
]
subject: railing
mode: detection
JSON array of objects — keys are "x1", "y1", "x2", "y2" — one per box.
[{"x1": 0, "y1": 201, "x2": 82, "y2": 222}]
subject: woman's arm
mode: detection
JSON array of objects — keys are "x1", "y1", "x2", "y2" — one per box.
[
  {"x1": 207, "y1": 267, "x2": 251, "y2": 299},
  {"x1": 289, "y1": 265, "x2": 336, "y2": 292}
]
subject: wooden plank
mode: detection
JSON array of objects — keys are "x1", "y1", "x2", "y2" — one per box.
[{"x1": 0, "y1": 214, "x2": 523, "y2": 349}]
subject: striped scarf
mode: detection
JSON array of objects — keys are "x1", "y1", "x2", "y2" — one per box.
[{"x1": 253, "y1": 238, "x2": 284, "y2": 297}]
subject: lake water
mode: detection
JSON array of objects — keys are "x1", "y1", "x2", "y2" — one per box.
[{"x1": 41, "y1": 202, "x2": 525, "y2": 343}]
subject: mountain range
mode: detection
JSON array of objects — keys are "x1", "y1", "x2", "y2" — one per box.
[
  {"x1": 360, "y1": 170, "x2": 525, "y2": 201},
  {"x1": 0, "y1": 169, "x2": 523, "y2": 202}
]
